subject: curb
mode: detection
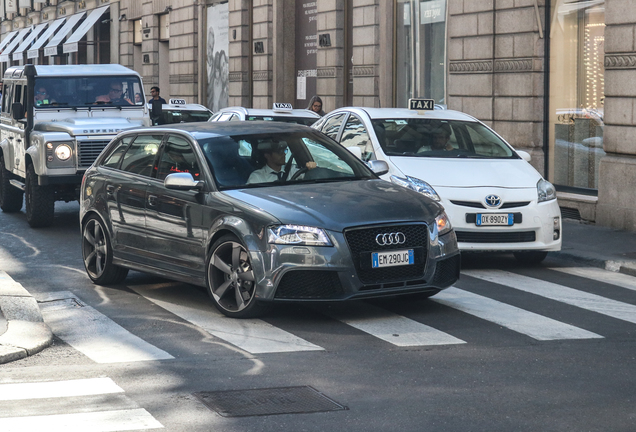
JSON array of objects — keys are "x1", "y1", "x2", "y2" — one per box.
[
  {"x1": 551, "y1": 251, "x2": 636, "y2": 277},
  {"x1": 0, "y1": 272, "x2": 53, "y2": 364}
]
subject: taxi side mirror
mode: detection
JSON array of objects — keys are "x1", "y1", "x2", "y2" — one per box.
[
  {"x1": 12, "y1": 102, "x2": 24, "y2": 120},
  {"x1": 367, "y1": 160, "x2": 389, "y2": 176}
]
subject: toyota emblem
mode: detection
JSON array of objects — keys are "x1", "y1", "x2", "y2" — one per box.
[
  {"x1": 375, "y1": 232, "x2": 406, "y2": 246},
  {"x1": 484, "y1": 194, "x2": 502, "y2": 208}
]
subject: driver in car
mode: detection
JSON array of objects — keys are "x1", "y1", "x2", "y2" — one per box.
[{"x1": 247, "y1": 140, "x2": 316, "y2": 184}]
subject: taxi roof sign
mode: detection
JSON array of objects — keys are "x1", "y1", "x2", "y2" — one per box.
[
  {"x1": 273, "y1": 102, "x2": 293, "y2": 112},
  {"x1": 408, "y1": 98, "x2": 435, "y2": 111},
  {"x1": 169, "y1": 98, "x2": 187, "y2": 105}
]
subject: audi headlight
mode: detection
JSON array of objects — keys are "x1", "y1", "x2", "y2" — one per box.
[
  {"x1": 268, "y1": 225, "x2": 333, "y2": 246},
  {"x1": 537, "y1": 179, "x2": 556, "y2": 202},
  {"x1": 435, "y1": 212, "x2": 452, "y2": 236},
  {"x1": 390, "y1": 175, "x2": 440, "y2": 201},
  {"x1": 54, "y1": 144, "x2": 72, "y2": 161}
]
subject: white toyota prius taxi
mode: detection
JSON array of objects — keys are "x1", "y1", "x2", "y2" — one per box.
[{"x1": 312, "y1": 99, "x2": 561, "y2": 263}]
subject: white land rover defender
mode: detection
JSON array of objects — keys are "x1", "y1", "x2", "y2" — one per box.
[{"x1": 0, "y1": 64, "x2": 150, "y2": 227}]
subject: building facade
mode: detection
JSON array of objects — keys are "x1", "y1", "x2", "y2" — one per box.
[{"x1": 1, "y1": 0, "x2": 635, "y2": 231}]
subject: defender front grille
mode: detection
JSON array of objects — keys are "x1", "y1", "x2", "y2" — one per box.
[
  {"x1": 78, "y1": 140, "x2": 111, "y2": 168},
  {"x1": 344, "y1": 224, "x2": 428, "y2": 284}
]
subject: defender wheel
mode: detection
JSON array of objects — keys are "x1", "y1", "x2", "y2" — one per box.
[
  {"x1": 206, "y1": 234, "x2": 271, "y2": 318},
  {"x1": 82, "y1": 215, "x2": 128, "y2": 285},
  {"x1": 513, "y1": 251, "x2": 548, "y2": 265},
  {"x1": 25, "y1": 164, "x2": 55, "y2": 228},
  {"x1": 0, "y1": 154, "x2": 23, "y2": 213}
]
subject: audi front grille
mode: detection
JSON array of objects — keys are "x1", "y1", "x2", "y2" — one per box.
[{"x1": 344, "y1": 224, "x2": 428, "y2": 285}]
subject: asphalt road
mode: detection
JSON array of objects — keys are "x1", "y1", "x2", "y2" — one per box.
[{"x1": 0, "y1": 202, "x2": 634, "y2": 431}]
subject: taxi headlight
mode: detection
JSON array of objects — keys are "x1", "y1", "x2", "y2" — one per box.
[
  {"x1": 537, "y1": 179, "x2": 556, "y2": 202},
  {"x1": 268, "y1": 225, "x2": 333, "y2": 246},
  {"x1": 390, "y1": 175, "x2": 440, "y2": 201},
  {"x1": 435, "y1": 212, "x2": 452, "y2": 236},
  {"x1": 54, "y1": 144, "x2": 72, "y2": 161}
]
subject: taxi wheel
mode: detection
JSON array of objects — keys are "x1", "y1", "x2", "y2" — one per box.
[
  {"x1": 206, "y1": 235, "x2": 271, "y2": 318},
  {"x1": 25, "y1": 164, "x2": 55, "y2": 228},
  {"x1": 82, "y1": 215, "x2": 129, "y2": 285},
  {"x1": 0, "y1": 154, "x2": 23, "y2": 213},
  {"x1": 513, "y1": 251, "x2": 548, "y2": 265}
]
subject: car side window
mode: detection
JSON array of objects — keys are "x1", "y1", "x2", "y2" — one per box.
[
  {"x1": 102, "y1": 136, "x2": 134, "y2": 169},
  {"x1": 218, "y1": 112, "x2": 234, "y2": 121},
  {"x1": 339, "y1": 115, "x2": 375, "y2": 161},
  {"x1": 119, "y1": 134, "x2": 163, "y2": 177},
  {"x1": 156, "y1": 135, "x2": 201, "y2": 181},
  {"x1": 2, "y1": 84, "x2": 12, "y2": 114},
  {"x1": 321, "y1": 113, "x2": 346, "y2": 139}
]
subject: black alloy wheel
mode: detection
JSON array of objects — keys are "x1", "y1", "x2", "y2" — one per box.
[
  {"x1": 0, "y1": 154, "x2": 23, "y2": 212},
  {"x1": 206, "y1": 234, "x2": 271, "y2": 318},
  {"x1": 82, "y1": 215, "x2": 128, "y2": 285}
]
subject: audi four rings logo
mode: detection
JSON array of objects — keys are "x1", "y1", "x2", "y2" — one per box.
[
  {"x1": 484, "y1": 194, "x2": 502, "y2": 207},
  {"x1": 376, "y1": 232, "x2": 406, "y2": 246}
]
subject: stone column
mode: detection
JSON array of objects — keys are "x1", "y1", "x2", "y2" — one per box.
[
  {"x1": 228, "y1": 0, "x2": 251, "y2": 107},
  {"x1": 596, "y1": 3, "x2": 636, "y2": 230},
  {"x1": 448, "y1": 0, "x2": 546, "y2": 173},
  {"x1": 317, "y1": 0, "x2": 345, "y2": 112},
  {"x1": 352, "y1": 0, "x2": 380, "y2": 107},
  {"x1": 252, "y1": 0, "x2": 273, "y2": 108},
  {"x1": 169, "y1": 3, "x2": 199, "y2": 101}
]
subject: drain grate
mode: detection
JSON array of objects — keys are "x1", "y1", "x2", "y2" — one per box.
[{"x1": 194, "y1": 386, "x2": 347, "y2": 417}]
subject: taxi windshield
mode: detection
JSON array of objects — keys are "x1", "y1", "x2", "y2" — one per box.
[
  {"x1": 198, "y1": 130, "x2": 375, "y2": 190},
  {"x1": 246, "y1": 115, "x2": 318, "y2": 126},
  {"x1": 33, "y1": 76, "x2": 144, "y2": 109},
  {"x1": 371, "y1": 118, "x2": 517, "y2": 159}
]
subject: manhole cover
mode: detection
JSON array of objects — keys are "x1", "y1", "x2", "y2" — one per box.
[{"x1": 194, "y1": 386, "x2": 347, "y2": 417}]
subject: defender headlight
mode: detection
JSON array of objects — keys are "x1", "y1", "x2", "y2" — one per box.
[
  {"x1": 435, "y1": 212, "x2": 452, "y2": 236},
  {"x1": 268, "y1": 225, "x2": 333, "y2": 246},
  {"x1": 537, "y1": 179, "x2": 556, "y2": 202},
  {"x1": 55, "y1": 144, "x2": 72, "y2": 161},
  {"x1": 390, "y1": 175, "x2": 441, "y2": 201}
]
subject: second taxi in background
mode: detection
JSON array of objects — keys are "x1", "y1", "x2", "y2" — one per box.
[
  {"x1": 209, "y1": 103, "x2": 320, "y2": 125},
  {"x1": 312, "y1": 99, "x2": 561, "y2": 264},
  {"x1": 149, "y1": 98, "x2": 213, "y2": 124}
]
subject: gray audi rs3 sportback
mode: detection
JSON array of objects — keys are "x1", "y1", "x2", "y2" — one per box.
[{"x1": 80, "y1": 122, "x2": 460, "y2": 318}]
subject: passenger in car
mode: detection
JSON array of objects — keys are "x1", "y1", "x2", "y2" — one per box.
[
  {"x1": 246, "y1": 140, "x2": 316, "y2": 184},
  {"x1": 96, "y1": 82, "x2": 133, "y2": 105}
]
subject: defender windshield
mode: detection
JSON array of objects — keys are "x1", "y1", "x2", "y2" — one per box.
[
  {"x1": 371, "y1": 118, "x2": 518, "y2": 159},
  {"x1": 33, "y1": 76, "x2": 144, "y2": 109},
  {"x1": 198, "y1": 130, "x2": 375, "y2": 190}
]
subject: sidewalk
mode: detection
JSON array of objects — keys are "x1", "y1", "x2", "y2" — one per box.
[{"x1": 1, "y1": 219, "x2": 636, "y2": 365}]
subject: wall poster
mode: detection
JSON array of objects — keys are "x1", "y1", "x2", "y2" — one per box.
[{"x1": 207, "y1": 3, "x2": 229, "y2": 112}]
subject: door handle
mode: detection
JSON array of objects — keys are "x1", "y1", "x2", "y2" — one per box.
[
  {"x1": 7, "y1": 136, "x2": 13, "y2": 140},
  {"x1": 106, "y1": 185, "x2": 115, "y2": 195},
  {"x1": 148, "y1": 195, "x2": 158, "y2": 207}
]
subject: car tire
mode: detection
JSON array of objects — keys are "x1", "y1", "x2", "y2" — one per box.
[
  {"x1": 0, "y1": 154, "x2": 23, "y2": 213},
  {"x1": 81, "y1": 215, "x2": 129, "y2": 285},
  {"x1": 513, "y1": 251, "x2": 548, "y2": 264},
  {"x1": 206, "y1": 234, "x2": 271, "y2": 318},
  {"x1": 25, "y1": 164, "x2": 55, "y2": 228}
]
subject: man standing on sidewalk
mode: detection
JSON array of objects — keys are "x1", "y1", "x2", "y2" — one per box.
[{"x1": 148, "y1": 87, "x2": 167, "y2": 125}]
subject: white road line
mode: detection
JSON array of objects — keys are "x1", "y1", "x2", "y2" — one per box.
[
  {"x1": 37, "y1": 291, "x2": 174, "y2": 364},
  {"x1": 433, "y1": 287, "x2": 602, "y2": 340},
  {"x1": 322, "y1": 302, "x2": 466, "y2": 346},
  {"x1": 552, "y1": 267, "x2": 636, "y2": 292},
  {"x1": 0, "y1": 409, "x2": 163, "y2": 432},
  {"x1": 0, "y1": 378, "x2": 123, "y2": 401},
  {"x1": 464, "y1": 269, "x2": 636, "y2": 324},
  {"x1": 132, "y1": 286, "x2": 323, "y2": 354}
]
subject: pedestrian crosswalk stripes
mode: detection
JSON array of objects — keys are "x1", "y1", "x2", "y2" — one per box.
[
  {"x1": 28, "y1": 267, "x2": 636, "y2": 360},
  {"x1": 36, "y1": 291, "x2": 174, "y2": 363},
  {"x1": 433, "y1": 288, "x2": 602, "y2": 340},
  {"x1": 0, "y1": 377, "x2": 123, "y2": 401},
  {"x1": 0, "y1": 378, "x2": 163, "y2": 431},
  {"x1": 131, "y1": 286, "x2": 324, "y2": 354},
  {"x1": 552, "y1": 267, "x2": 636, "y2": 292},
  {"x1": 463, "y1": 269, "x2": 636, "y2": 325},
  {"x1": 321, "y1": 302, "x2": 466, "y2": 346}
]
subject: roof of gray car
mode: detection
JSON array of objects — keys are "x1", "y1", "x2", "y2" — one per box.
[{"x1": 135, "y1": 120, "x2": 316, "y2": 138}]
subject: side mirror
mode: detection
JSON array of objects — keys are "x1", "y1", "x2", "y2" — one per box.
[
  {"x1": 347, "y1": 146, "x2": 362, "y2": 159},
  {"x1": 164, "y1": 172, "x2": 204, "y2": 191},
  {"x1": 367, "y1": 160, "x2": 389, "y2": 176},
  {"x1": 12, "y1": 102, "x2": 24, "y2": 120},
  {"x1": 516, "y1": 150, "x2": 531, "y2": 162}
]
